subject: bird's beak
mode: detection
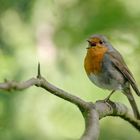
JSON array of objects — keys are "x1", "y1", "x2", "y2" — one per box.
[
  {"x1": 86, "y1": 46, "x2": 90, "y2": 49},
  {"x1": 87, "y1": 40, "x2": 91, "y2": 43},
  {"x1": 86, "y1": 40, "x2": 91, "y2": 49}
]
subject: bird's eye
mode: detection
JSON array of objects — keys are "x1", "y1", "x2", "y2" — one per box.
[{"x1": 99, "y1": 40, "x2": 103, "y2": 44}]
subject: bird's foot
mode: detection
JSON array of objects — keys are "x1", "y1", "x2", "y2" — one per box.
[{"x1": 103, "y1": 96, "x2": 111, "y2": 102}]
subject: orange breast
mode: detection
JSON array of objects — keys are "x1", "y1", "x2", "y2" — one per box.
[{"x1": 84, "y1": 46, "x2": 108, "y2": 75}]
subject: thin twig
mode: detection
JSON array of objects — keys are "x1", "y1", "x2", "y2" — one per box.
[{"x1": 37, "y1": 62, "x2": 41, "y2": 78}]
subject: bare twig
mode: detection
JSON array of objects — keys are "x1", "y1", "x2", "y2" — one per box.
[{"x1": 37, "y1": 62, "x2": 41, "y2": 79}]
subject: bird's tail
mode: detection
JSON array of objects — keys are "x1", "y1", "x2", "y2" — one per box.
[{"x1": 124, "y1": 88, "x2": 140, "y2": 120}]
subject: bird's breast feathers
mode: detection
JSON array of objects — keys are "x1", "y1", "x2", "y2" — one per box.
[
  {"x1": 84, "y1": 46, "x2": 108, "y2": 75},
  {"x1": 84, "y1": 47, "x2": 123, "y2": 90}
]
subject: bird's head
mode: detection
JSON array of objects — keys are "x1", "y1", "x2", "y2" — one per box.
[{"x1": 87, "y1": 34, "x2": 109, "y2": 49}]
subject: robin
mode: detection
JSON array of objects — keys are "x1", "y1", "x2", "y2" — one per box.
[{"x1": 84, "y1": 34, "x2": 140, "y2": 119}]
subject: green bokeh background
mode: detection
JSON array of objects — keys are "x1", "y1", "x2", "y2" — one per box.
[{"x1": 0, "y1": 0, "x2": 140, "y2": 139}]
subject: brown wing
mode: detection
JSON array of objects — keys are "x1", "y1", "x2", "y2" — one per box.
[{"x1": 107, "y1": 50, "x2": 140, "y2": 96}]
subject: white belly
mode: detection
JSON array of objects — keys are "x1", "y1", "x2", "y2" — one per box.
[{"x1": 88, "y1": 73, "x2": 122, "y2": 90}]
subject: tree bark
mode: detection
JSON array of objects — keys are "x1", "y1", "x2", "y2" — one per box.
[{"x1": 0, "y1": 64, "x2": 139, "y2": 140}]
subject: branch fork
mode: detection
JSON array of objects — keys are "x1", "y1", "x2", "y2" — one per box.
[{"x1": 0, "y1": 63, "x2": 139, "y2": 140}]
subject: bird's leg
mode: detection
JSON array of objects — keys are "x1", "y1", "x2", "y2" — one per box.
[{"x1": 104, "y1": 90, "x2": 115, "y2": 102}]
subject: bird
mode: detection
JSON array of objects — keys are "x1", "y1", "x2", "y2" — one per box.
[{"x1": 84, "y1": 34, "x2": 140, "y2": 119}]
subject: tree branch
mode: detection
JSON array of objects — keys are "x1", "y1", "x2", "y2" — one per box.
[
  {"x1": 0, "y1": 66, "x2": 139, "y2": 140},
  {"x1": 81, "y1": 108, "x2": 99, "y2": 140}
]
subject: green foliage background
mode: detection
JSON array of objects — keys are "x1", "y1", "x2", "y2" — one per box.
[{"x1": 0, "y1": 0, "x2": 140, "y2": 139}]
